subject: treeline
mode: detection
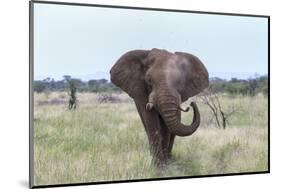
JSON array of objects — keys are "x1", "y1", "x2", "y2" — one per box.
[
  {"x1": 34, "y1": 75, "x2": 268, "y2": 97},
  {"x1": 33, "y1": 75, "x2": 121, "y2": 93},
  {"x1": 210, "y1": 75, "x2": 268, "y2": 96}
]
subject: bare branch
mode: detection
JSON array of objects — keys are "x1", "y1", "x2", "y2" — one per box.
[{"x1": 199, "y1": 87, "x2": 241, "y2": 129}]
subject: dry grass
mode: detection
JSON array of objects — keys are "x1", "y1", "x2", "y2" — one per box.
[{"x1": 33, "y1": 92, "x2": 268, "y2": 185}]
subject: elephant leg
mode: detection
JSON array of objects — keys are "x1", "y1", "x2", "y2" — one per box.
[
  {"x1": 159, "y1": 124, "x2": 176, "y2": 160},
  {"x1": 134, "y1": 101, "x2": 167, "y2": 166},
  {"x1": 166, "y1": 113, "x2": 181, "y2": 159},
  {"x1": 167, "y1": 134, "x2": 176, "y2": 159},
  {"x1": 159, "y1": 116, "x2": 176, "y2": 160},
  {"x1": 158, "y1": 117, "x2": 171, "y2": 160}
]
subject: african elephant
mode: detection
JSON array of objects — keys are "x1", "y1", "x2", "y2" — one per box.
[{"x1": 110, "y1": 48, "x2": 209, "y2": 167}]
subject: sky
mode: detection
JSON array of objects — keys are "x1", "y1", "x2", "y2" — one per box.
[{"x1": 34, "y1": 3, "x2": 268, "y2": 81}]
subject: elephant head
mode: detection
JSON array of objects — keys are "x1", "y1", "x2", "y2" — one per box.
[{"x1": 110, "y1": 48, "x2": 209, "y2": 137}]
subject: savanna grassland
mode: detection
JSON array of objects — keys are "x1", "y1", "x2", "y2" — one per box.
[{"x1": 33, "y1": 92, "x2": 268, "y2": 185}]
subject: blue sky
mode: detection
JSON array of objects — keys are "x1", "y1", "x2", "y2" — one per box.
[{"x1": 34, "y1": 3, "x2": 268, "y2": 81}]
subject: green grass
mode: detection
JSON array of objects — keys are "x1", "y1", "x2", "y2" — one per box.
[{"x1": 33, "y1": 92, "x2": 268, "y2": 185}]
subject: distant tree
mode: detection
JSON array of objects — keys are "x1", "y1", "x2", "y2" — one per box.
[
  {"x1": 230, "y1": 78, "x2": 240, "y2": 83},
  {"x1": 43, "y1": 77, "x2": 51, "y2": 83},
  {"x1": 67, "y1": 79, "x2": 78, "y2": 110},
  {"x1": 257, "y1": 75, "x2": 268, "y2": 97},
  {"x1": 63, "y1": 75, "x2": 71, "y2": 83},
  {"x1": 225, "y1": 82, "x2": 244, "y2": 95},
  {"x1": 70, "y1": 78, "x2": 84, "y2": 90},
  {"x1": 88, "y1": 79, "x2": 99, "y2": 92},
  {"x1": 54, "y1": 80, "x2": 66, "y2": 90},
  {"x1": 88, "y1": 80, "x2": 98, "y2": 87},
  {"x1": 209, "y1": 77, "x2": 227, "y2": 93},
  {"x1": 88, "y1": 79, "x2": 112, "y2": 92},
  {"x1": 98, "y1": 79, "x2": 108, "y2": 84},
  {"x1": 261, "y1": 85, "x2": 268, "y2": 97},
  {"x1": 49, "y1": 78, "x2": 56, "y2": 90},
  {"x1": 248, "y1": 78, "x2": 258, "y2": 96},
  {"x1": 258, "y1": 75, "x2": 268, "y2": 83},
  {"x1": 33, "y1": 81, "x2": 46, "y2": 93}
]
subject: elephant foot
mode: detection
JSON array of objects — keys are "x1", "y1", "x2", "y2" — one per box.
[
  {"x1": 151, "y1": 153, "x2": 169, "y2": 169},
  {"x1": 167, "y1": 153, "x2": 176, "y2": 164},
  {"x1": 152, "y1": 152, "x2": 174, "y2": 170},
  {"x1": 153, "y1": 158, "x2": 169, "y2": 170}
]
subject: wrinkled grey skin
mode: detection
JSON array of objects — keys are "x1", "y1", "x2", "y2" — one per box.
[{"x1": 110, "y1": 48, "x2": 209, "y2": 166}]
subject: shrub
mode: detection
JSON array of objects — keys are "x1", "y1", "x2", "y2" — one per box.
[
  {"x1": 33, "y1": 81, "x2": 46, "y2": 93},
  {"x1": 68, "y1": 80, "x2": 78, "y2": 110},
  {"x1": 97, "y1": 93, "x2": 121, "y2": 103}
]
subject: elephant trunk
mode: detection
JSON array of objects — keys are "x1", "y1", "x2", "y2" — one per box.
[{"x1": 157, "y1": 91, "x2": 200, "y2": 137}]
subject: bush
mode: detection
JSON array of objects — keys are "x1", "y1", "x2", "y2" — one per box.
[
  {"x1": 68, "y1": 80, "x2": 78, "y2": 110},
  {"x1": 33, "y1": 81, "x2": 46, "y2": 93},
  {"x1": 97, "y1": 93, "x2": 121, "y2": 103},
  {"x1": 225, "y1": 82, "x2": 248, "y2": 96}
]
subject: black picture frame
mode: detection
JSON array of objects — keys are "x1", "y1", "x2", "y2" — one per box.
[{"x1": 29, "y1": 1, "x2": 270, "y2": 188}]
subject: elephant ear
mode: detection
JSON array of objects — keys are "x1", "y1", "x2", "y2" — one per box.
[
  {"x1": 110, "y1": 50, "x2": 150, "y2": 101},
  {"x1": 175, "y1": 52, "x2": 209, "y2": 98}
]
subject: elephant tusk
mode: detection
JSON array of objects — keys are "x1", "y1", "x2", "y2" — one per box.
[
  {"x1": 179, "y1": 105, "x2": 190, "y2": 112},
  {"x1": 146, "y1": 102, "x2": 154, "y2": 111}
]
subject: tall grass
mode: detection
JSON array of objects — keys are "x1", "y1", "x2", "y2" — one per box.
[{"x1": 33, "y1": 92, "x2": 268, "y2": 185}]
